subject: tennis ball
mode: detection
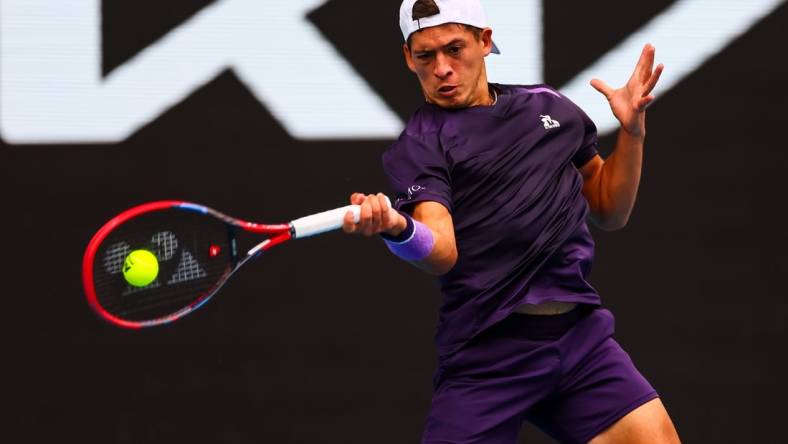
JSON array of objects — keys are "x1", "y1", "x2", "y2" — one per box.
[{"x1": 122, "y1": 249, "x2": 159, "y2": 287}]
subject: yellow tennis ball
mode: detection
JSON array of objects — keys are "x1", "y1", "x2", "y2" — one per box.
[{"x1": 122, "y1": 249, "x2": 159, "y2": 287}]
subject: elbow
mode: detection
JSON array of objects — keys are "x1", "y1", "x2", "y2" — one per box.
[
  {"x1": 436, "y1": 250, "x2": 458, "y2": 275},
  {"x1": 601, "y1": 219, "x2": 628, "y2": 232},
  {"x1": 590, "y1": 212, "x2": 630, "y2": 232},
  {"x1": 588, "y1": 197, "x2": 634, "y2": 231},
  {"x1": 420, "y1": 247, "x2": 457, "y2": 276}
]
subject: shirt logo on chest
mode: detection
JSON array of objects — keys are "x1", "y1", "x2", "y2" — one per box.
[{"x1": 540, "y1": 115, "x2": 561, "y2": 130}]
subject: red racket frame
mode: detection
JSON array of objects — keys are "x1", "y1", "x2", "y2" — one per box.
[{"x1": 82, "y1": 200, "x2": 294, "y2": 328}]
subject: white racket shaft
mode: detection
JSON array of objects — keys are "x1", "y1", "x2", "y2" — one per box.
[{"x1": 291, "y1": 196, "x2": 392, "y2": 239}]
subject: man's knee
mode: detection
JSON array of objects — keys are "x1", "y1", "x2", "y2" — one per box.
[{"x1": 589, "y1": 398, "x2": 680, "y2": 444}]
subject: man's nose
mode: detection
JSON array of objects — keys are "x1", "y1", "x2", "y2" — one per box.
[{"x1": 434, "y1": 53, "x2": 453, "y2": 79}]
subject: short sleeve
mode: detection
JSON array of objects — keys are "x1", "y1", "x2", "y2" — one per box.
[
  {"x1": 382, "y1": 132, "x2": 452, "y2": 214},
  {"x1": 569, "y1": 100, "x2": 600, "y2": 168}
]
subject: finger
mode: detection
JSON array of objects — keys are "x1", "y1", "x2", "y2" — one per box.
[
  {"x1": 644, "y1": 44, "x2": 655, "y2": 77},
  {"x1": 643, "y1": 63, "x2": 664, "y2": 96},
  {"x1": 634, "y1": 43, "x2": 655, "y2": 81},
  {"x1": 378, "y1": 193, "x2": 396, "y2": 229},
  {"x1": 342, "y1": 211, "x2": 357, "y2": 234},
  {"x1": 350, "y1": 193, "x2": 366, "y2": 205},
  {"x1": 359, "y1": 197, "x2": 372, "y2": 233},
  {"x1": 377, "y1": 193, "x2": 390, "y2": 212},
  {"x1": 377, "y1": 193, "x2": 388, "y2": 224},
  {"x1": 358, "y1": 196, "x2": 375, "y2": 236},
  {"x1": 590, "y1": 79, "x2": 614, "y2": 100},
  {"x1": 367, "y1": 194, "x2": 382, "y2": 234}
]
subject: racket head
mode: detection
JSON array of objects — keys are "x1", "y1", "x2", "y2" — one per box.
[{"x1": 82, "y1": 201, "x2": 289, "y2": 329}]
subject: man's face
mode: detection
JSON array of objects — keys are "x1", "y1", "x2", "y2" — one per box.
[{"x1": 403, "y1": 24, "x2": 493, "y2": 109}]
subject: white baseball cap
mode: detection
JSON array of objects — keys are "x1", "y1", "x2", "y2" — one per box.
[{"x1": 399, "y1": 0, "x2": 501, "y2": 54}]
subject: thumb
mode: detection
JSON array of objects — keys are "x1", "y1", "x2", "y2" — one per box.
[
  {"x1": 590, "y1": 79, "x2": 613, "y2": 100},
  {"x1": 383, "y1": 200, "x2": 399, "y2": 226}
]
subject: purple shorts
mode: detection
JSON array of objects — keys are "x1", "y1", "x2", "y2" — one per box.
[{"x1": 422, "y1": 306, "x2": 658, "y2": 444}]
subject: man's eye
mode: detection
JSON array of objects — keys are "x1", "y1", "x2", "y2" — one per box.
[
  {"x1": 417, "y1": 53, "x2": 432, "y2": 60},
  {"x1": 448, "y1": 47, "x2": 461, "y2": 55}
]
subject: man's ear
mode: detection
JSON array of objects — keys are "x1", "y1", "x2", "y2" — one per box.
[
  {"x1": 403, "y1": 43, "x2": 417, "y2": 73},
  {"x1": 480, "y1": 28, "x2": 493, "y2": 56}
]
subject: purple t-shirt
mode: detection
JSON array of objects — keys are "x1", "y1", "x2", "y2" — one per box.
[{"x1": 382, "y1": 84, "x2": 601, "y2": 357}]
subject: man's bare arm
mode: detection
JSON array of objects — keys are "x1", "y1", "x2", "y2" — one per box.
[
  {"x1": 581, "y1": 43, "x2": 664, "y2": 231},
  {"x1": 579, "y1": 136, "x2": 642, "y2": 231},
  {"x1": 342, "y1": 193, "x2": 457, "y2": 275},
  {"x1": 408, "y1": 201, "x2": 457, "y2": 275}
]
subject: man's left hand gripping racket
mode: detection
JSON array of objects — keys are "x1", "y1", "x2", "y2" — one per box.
[{"x1": 82, "y1": 200, "x2": 369, "y2": 329}]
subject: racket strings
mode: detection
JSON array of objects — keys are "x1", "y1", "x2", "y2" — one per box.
[
  {"x1": 91, "y1": 210, "x2": 235, "y2": 322},
  {"x1": 96, "y1": 268, "x2": 227, "y2": 314},
  {"x1": 106, "y1": 283, "x2": 216, "y2": 318}
]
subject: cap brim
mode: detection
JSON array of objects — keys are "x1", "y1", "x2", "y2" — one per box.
[{"x1": 491, "y1": 41, "x2": 501, "y2": 54}]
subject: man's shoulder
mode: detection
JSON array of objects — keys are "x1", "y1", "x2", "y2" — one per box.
[
  {"x1": 401, "y1": 104, "x2": 443, "y2": 137},
  {"x1": 496, "y1": 83, "x2": 590, "y2": 121},
  {"x1": 387, "y1": 120, "x2": 436, "y2": 155},
  {"x1": 383, "y1": 107, "x2": 445, "y2": 169},
  {"x1": 496, "y1": 83, "x2": 564, "y2": 100},
  {"x1": 384, "y1": 106, "x2": 443, "y2": 153}
]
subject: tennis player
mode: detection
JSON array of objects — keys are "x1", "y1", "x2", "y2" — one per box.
[{"x1": 343, "y1": 1, "x2": 680, "y2": 442}]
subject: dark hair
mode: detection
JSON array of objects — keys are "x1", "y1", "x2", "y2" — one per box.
[
  {"x1": 407, "y1": 0, "x2": 482, "y2": 48},
  {"x1": 406, "y1": 24, "x2": 483, "y2": 49},
  {"x1": 412, "y1": 0, "x2": 441, "y2": 20}
]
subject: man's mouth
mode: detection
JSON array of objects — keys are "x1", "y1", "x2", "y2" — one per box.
[{"x1": 438, "y1": 85, "x2": 458, "y2": 97}]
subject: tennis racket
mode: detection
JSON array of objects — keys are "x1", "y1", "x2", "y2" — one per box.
[{"x1": 82, "y1": 200, "x2": 374, "y2": 329}]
